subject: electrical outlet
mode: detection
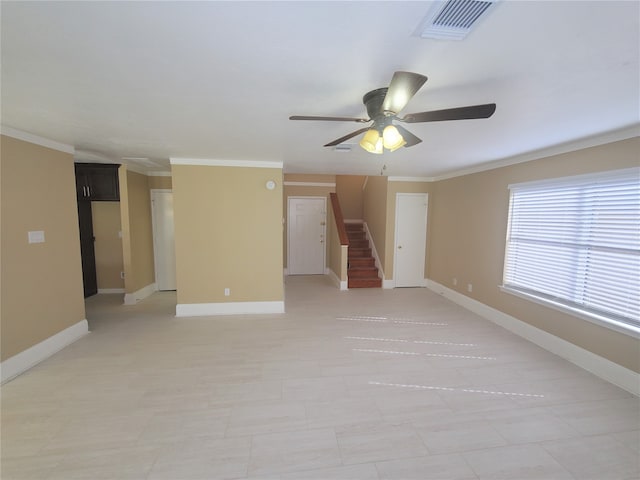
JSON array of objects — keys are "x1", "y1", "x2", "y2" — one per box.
[
  {"x1": 120, "y1": 271, "x2": 125, "y2": 279},
  {"x1": 224, "y1": 288, "x2": 230, "y2": 296},
  {"x1": 467, "y1": 283, "x2": 473, "y2": 292}
]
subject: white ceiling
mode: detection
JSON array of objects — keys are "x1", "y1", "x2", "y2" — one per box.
[{"x1": 2, "y1": 1, "x2": 638, "y2": 177}]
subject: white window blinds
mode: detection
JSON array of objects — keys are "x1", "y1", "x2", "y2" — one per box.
[{"x1": 503, "y1": 168, "x2": 640, "y2": 332}]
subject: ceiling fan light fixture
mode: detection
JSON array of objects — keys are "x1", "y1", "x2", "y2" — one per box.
[
  {"x1": 373, "y1": 137, "x2": 383, "y2": 154},
  {"x1": 382, "y1": 124, "x2": 406, "y2": 150},
  {"x1": 359, "y1": 128, "x2": 382, "y2": 153},
  {"x1": 387, "y1": 139, "x2": 407, "y2": 152}
]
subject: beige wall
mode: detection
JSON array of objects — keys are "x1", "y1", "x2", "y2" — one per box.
[
  {"x1": 336, "y1": 175, "x2": 365, "y2": 220},
  {"x1": 92, "y1": 201, "x2": 124, "y2": 290},
  {"x1": 428, "y1": 137, "x2": 640, "y2": 372},
  {"x1": 173, "y1": 164, "x2": 283, "y2": 304},
  {"x1": 148, "y1": 175, "x2": 172, "y2": 190},
  {"x1": 0, "y1": 135, "x2": 86, "y2": 361},
  {"x1": 283, "y1": 174, "x2": 336, "y2": 269},
  {"x1": 362, "y1": 175, "x2": 388, "y2": 276},
  {"x1": 119, "y1": 168, "x2": 155, "y2": 293}
]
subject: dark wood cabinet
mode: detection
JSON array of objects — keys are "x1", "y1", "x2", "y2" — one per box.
[
  {"x1": 77, "y1": 200, "x2": 98, "y2": 298},
  {"x1": 75, "y1": 163, "x2": 120, "y2": 298},
  {"x1": 75, "y1": 163, "x2": 120, "y2": 201}
]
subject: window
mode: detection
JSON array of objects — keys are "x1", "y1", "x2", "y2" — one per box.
[{"x1": 502, "y1": 168, "x2": 640, "y2": 336}]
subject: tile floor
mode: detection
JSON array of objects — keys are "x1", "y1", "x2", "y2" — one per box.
[{"x1": 1, "y1": 276, "x2": 638, "y2": 479}]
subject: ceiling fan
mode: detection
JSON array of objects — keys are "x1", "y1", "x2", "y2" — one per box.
[{"x1": 289, "y1": 71, "x2": 496, "y2": 154}]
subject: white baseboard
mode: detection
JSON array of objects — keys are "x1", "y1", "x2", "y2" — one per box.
[
  {"x1": 383, "y1": 279, "x2": 395, "y2": 289},
  {"x1": 327, "y1": 269, "x2": 348, "y2": 291},
  {"x1": 123, "y1": 283, "x2": 157, "y2": 305},
  {"x1": 1, "y1": 320, "x2": 89, "y2": 384},
  {"x1": 98, "y1": 288, "x2": 125, "y2": 294},
  {"x1": 176, "y1": 300, "x2": 285, "y2": 317},
  {"x1": 426, "y1": 280, "x2": 640, "y2": 396}
]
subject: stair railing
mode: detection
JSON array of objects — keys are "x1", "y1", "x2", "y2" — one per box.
[{"x1": 330, "y1": 193, "x2": 349, "y2": 247}]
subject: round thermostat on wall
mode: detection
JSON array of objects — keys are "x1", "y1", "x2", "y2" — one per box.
[{"x1": 266, "y1": 180, "x2": 276, "y2": 190}]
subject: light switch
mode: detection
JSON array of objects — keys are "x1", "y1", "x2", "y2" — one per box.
[{"x1": 28, "y1": 230, "x2": 45, "y2": 244}]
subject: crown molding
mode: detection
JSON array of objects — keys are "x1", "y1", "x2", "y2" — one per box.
[
  {"x1": 283, "y1": 181, "x2": 336, "y2": 187},
  {"x1": 387, "y1": 176, "x2": 434, "y2": 182},
  {"x1": 170, "y1": 158, "x2": 283, "y2": 169},
  {"x1": 0, "y1": 126, "x2": 74, "y2": 154}
]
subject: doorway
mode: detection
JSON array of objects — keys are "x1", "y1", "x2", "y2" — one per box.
[
  {"x1": 151, "y1": 190, "x2": 177, "y2": 291},
  {"x1": 394, "y1": 193, "x2": 428, "y2": 287},
  {"x1": 287, "y1": 197, "x2": 326, "y2": 275}
]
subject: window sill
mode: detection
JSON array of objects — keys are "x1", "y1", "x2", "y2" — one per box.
[{"x1": 499, "y1": 285, "x2": 640, "y2": 339}]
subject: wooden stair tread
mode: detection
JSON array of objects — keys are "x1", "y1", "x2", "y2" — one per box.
[
  {"x1": 348, "y1": 266, "x2": 379, "y2": 278},
  {"x1": 348, "y1": 258, "x2": 375, "y2": 267},
  {"x1": 344, "y1": 223, "x2": 380, "y2": 288},
  {"x1": 348, "y1": 277, "x2": 382, "y2": 288}
]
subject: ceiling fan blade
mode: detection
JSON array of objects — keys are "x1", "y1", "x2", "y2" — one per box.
[
  {"x1": 400, "y1": 103, "x2": 496, "y2": 123},
  {"x1": 324, "y1": 127, "x2": 371, "y2": 147},
  {"x1": 290, "y1": 115, "x2": 369, "y2": 123},
  {"x1": 395, "y1": 125, "x2": 422, "y2": 148},
  {"x1": 382, "y1": 71, "x2": 428, "y2": 115}
]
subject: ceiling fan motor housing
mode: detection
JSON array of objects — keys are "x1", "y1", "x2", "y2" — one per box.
[{"x1": 363, "y1": 88, "x2": 389, "y2": 122}]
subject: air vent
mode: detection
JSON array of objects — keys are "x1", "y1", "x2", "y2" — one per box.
[
  {"x1": 333, "y1": 144, "x2": 353, "y2": 153},
  {"x1": 414, "y1": 0, "x2": 498, "y2": 40}
]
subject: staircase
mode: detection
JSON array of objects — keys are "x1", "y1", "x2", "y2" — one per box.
[{"x1": 346, "y1": 223, "x2": 382, "y2": 288}]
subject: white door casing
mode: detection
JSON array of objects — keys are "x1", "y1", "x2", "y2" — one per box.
[
  {"x1": 151, "y1": 190, "x2": 177, "y2": 290},
  {"x1": 394, "y1": 193, "x2": 428, "y2": 287},
  {"x1": 287, "y1": 197, "x2": 326, "y2": 275}
]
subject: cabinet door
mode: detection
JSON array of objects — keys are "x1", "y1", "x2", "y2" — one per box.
[
  {"x1": 75, "y1": 163, "x2": 120, "y2": 201},
  {"x1": 88, "y1": 165, "x2": 120, "y2": 201},
  {"x1": 75, "y1": 167, "x2": 90, "y2": 199},
  {"x1": 77, "y1": 200, "x2": 98, "y2": 297}
]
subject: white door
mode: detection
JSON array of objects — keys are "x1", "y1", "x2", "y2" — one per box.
[
  {"x1": 151, "y1": 190, "x2": 177, "y2": 291},
  {"x1": 288, "y1": 197, "x2": 326, "y2": 275},
  {"x1": 394, "y1": 193, "x2": 428, "y2": 287}
]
